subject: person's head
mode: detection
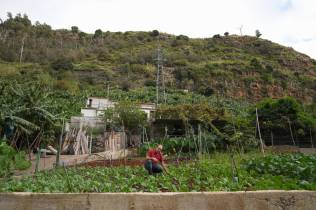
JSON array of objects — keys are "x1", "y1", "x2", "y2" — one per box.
[{"x1": 156, "y1": 144, "x2": 163, "y2": 152}]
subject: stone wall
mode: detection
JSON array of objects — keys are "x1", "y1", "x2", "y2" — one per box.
[{"x1": 0, "y1": 191, "x2": 316, "y2": 210}]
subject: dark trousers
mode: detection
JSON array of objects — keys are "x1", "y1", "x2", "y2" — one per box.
[{"x1": 144, "y1": 160, "x2": 163, "y2": 174}]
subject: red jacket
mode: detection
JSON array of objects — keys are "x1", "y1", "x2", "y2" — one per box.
[{"x1": 147, "y1": 148, "x2": 163, "y2": 164}]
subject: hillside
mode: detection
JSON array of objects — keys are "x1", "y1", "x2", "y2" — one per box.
[{"x1": 0, "y1": 13, "x2": 315, "y2": 104}]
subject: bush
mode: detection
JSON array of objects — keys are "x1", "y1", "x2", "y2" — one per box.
[
  {"x1": 138, "y1": 142, "x2": 158, "y2": 156},
  {"x1": 176, "y1": 35, "x2": 189, "y2": 41},
  {"x1": 139, "y1": 135, "x2": 223, "y2": 157},
  {"x1": 150, "y1": 30, "x2": 159, "y2": 37},
  {"x1": 51, "y1": 58, "x2": 73, "y2": 71},
  {"x1": 255, "y1": 30, "x2": 262, "y2": 38},
  {"x1": 196, "y1": 86, "x2": 214, "y2": 97},
  {"x1": 97, "y1": 49, "x2": 113, "y2": 62},
  {"x1": 144, "y1": 79, "x2": 156, "y2": 87},
  {"x1": 0, "y1": 141, "x2": 31, "y2": 177},
  {"x1": 250, "y1": 58, "x2": 263, "y2": 70}
]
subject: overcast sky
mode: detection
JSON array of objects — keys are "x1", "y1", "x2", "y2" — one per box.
[{"x1": 1, "y1": 0, "x2": 316, "y2": 59}]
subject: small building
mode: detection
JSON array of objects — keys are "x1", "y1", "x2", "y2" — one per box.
[
  {"x1": 81, "y1": 97, "x2": 116, "y2": 118},
  {"x1": 68, "y1": 97, "x2": 156, "y2": 154},
  {"x1": 140, "y1": 103, "x2": 156, "y2": 120},
  {"x1": 79, "y1": 97, "x2": 156, "y2": 119}
]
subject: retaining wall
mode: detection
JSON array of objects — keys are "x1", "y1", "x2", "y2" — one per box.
[{"x1": 0, "y1": 191, "x2": 316, "y2": 210}]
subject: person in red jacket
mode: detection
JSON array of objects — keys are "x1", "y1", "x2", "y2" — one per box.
[{"x1": 144, "y1": 144, "x2": 168, "y2": 175}]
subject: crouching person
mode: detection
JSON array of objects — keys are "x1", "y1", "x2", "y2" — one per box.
[{"x1": 144, "y1": 144, "x2": 168, "y2": 175}]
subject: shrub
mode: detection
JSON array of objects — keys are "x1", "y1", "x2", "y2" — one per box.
[
  {"x1": 150, "y1": 30, "x2": 159, "y2": 37},
  {"x1": 51, "y1": 58, "x2": 73, "y2": 71},
  {"x1": 97, "y1": 49, "x2": 113, "y2": 62},
  {"x1": 196, "y1": 86, "x2": 214, "y2": 97},
  {"x1": 144, "y1": 79, "x2": 156, "y2": 87},
  {"x1": 176, "y1": 35, "x2": 189, "y2": 41},
  {"x1": 94, "y1": 29, "x2": 102, "y2": 38},
  {"x1": 250, "y1": 58, "x2": 262, "y2": 70},
  {"x1": 0, "y1": 141, "x2": 31, "y2": 177},
  {"x1": 255, "y1": 30, "x2": 262, "y2": 38}
]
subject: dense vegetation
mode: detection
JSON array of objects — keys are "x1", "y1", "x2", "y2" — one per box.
[
  {"x1": 1, "y1": 153, "x2": 315, "y2": 192},
  {"x1": 243, "y1": 153, "x2": 316, "y2": 182},
  {"x1": 0, "y1": 141, "x2": 31, "y2": 177},
  {"x1": 0, "y1": 13, "x2": 315, "y2": 192},
  {"x1": 0, "y1": 13, "x2": 315, "y2": 155},
  {"x1": 0, "y1": 13, "x2": 315, "y2": 103}
]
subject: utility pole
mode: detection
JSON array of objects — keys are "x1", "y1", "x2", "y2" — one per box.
[
  {"x1": 155, "y1": 47, "x2": 166, "y2": 106},
  {"x1": 156, "y1": 47, "x2": 161, "y2": 106},
  {"x1": 162, "y1": 64, "x2": 166, "y2": 104},
  {"x1": 238, "y1": 25, "x2": 243, "y2": 36}
]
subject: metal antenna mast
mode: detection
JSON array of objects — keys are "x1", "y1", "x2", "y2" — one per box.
[
  {"x1": 238, "y1": 25, "x2": 243, "y2": 36},
  {"x1": 155, "y1": 47, "x2": 166, "y2": 106}
]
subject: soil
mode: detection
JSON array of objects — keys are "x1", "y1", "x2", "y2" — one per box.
[{"x1": 78, "y1": 157, "x2": 192, "y2": 168}]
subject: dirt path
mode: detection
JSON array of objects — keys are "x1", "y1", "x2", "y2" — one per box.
[{"x1": 14, "y1": 150, "x2": 128, "y2": 176}]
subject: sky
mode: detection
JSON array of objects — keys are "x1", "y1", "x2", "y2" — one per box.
[{"x1": 1, "y1": 0, "x2": 316, "y2": 59}]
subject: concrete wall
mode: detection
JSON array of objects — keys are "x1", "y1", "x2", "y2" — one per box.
[{"x1": 1, "y1": 191, "x2": 316, "y2": 210}]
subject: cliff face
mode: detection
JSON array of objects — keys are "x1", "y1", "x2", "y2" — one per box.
[{"x1": 0, "y1": 16, "x2": 315, "y2": 103}]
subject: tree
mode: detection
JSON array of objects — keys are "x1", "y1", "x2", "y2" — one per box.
[
  {"x1": 71, "y1": 26, "x2": 79, "y2": 34},
  {"x1": 103, "y1": 101, "x2": 147, "y2": 136},
  {"x1": 224, "y1": 32, "x2": 229, "y2": 36},
  {"x1": 51, "y1": 57, "x2": 74, "y2": 71},
  {"x1": 34, "y1": 22, "x2": 52, "y2": 38},
  {"x1": 150, "y1": 30, "x2": 159, "y2": 37},
  {"x1": 255, "y1": 97, "x2": 316, "y2": 145},
  {"x1": 94, "y1": 29, "x2": 103, "y2": 38},
  {"x1": 0, "y1": 81, "x2": 56, "y2": 152},
  {"x1": 2, "y1": 13, "x2": 32, "y2": 63},
  {"x1": 176, "y1": 35, "x2": 189, "y2": 41},
  {"x1": 255, "y1": 30, "x2": 262, "y2": 38}
]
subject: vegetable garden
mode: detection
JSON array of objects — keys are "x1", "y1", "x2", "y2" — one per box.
[{"x1": 1, "y1": 153, "x2": 316, "y2": 192}]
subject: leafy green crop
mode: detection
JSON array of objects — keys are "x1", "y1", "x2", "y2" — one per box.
[
  {"x1": 1, "y1": 153, "x2": 315, "y2": 192},
  {"x1": 243, "y1": 153, "x2": 316, "y2": 182}
]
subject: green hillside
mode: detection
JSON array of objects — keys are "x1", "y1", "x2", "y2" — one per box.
[
  {"x1": 0, "y1": 13, "x2": 315, "y2": 104},
  {"x1": 0, "y1": 13, "x2": 315, "y2": 151}
]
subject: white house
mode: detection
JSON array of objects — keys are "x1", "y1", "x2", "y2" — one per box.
[
  {"x1": 80, "y1": 97, "x2": 116, "y2": 117},
  {"x1": 140, "y1": 103, "x2": 156, "y2": 119},
  {"x1": 77, "y1": 97, "x2": 155, "y2": 121}
]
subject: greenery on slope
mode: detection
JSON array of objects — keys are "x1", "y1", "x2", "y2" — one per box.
[
  {"x1": 0, "y1": 13, "x2": 315, "y2": 194},
  {"x1": 0, "y1": 13, "x2": 315, "y2": 160},
  {"x1": 0, "y1": 13, "x2": 315, "y2": 103}
]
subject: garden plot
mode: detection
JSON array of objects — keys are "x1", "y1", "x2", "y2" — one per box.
[{"x1": 1, "y1": 153, "x2": 316, "y2": 193}]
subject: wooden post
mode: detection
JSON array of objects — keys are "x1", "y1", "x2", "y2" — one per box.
[
  {"x1": 255, "y1": 108, "x2": 265, "y2": 154},
  {"x1": 198, "y1": 124, "x2": 202, "y2": 157},
  {"x1": 56, "y1": 119, "x2": 64, "y2": 167},
  {"x1": 123, "y1": 125, "x2": 126, "y2": 166},
  {"x1": 89, "y1": 129, "x2": 92, "y2": 155},
  {"x1": 35, "y1": 149, "x2": 41, "y2": 173},
  {"x1": 287, "y1": 118, "x2": 296, "y2": 146},
  {"x1": 271, "y1": 131, "x2": 274, "y2": 146},
  {"x1": 310, "y1": 127, "x2": 314, "y2": 148}
]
